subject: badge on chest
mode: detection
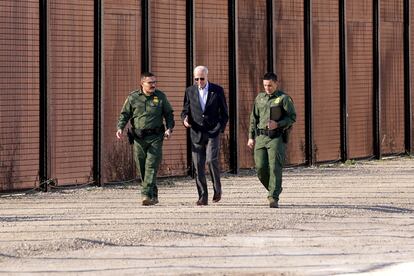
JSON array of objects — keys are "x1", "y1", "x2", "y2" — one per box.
[{"x1": 151, "y1": 96, "x2": 159, "y2": 107}]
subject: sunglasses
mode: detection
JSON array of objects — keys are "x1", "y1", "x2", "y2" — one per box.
[{"x1": 194, "y1": 78, "x2": 205, "y2": 81}]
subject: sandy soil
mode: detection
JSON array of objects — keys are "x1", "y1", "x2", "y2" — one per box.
[{"x1": 0, "y1": 157, "x2": 413, "y2": 275}]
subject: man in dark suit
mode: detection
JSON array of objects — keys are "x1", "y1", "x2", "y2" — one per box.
[{"x1": 181, "y1": 65, "x2": 229, "y2": 205}]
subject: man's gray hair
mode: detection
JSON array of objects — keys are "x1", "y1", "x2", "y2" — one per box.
[{"x1": 194, "y1": 65, "x2": 208, "y2": 75}]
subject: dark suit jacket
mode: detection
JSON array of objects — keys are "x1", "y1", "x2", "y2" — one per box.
[{"x1": 181, "y1": 82, "x2": 229, "y2": 144}]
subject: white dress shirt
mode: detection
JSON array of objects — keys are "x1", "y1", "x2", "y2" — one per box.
[{"x1": 198, "y1": 82, "x2": 209, "y2": 112}]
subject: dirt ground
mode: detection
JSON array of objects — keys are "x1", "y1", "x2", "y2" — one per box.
[{"x1": 0, "y1": 156, "x2": 413, "y2": 275}]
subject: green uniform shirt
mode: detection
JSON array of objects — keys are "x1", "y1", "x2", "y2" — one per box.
[
  {"x1": 117, "y1": 89, "x2": 175, "y2": 131},
  {"x1": 248, "y1": 90, "x2": 296, "y2": 139}
]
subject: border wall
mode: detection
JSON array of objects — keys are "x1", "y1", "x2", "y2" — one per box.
[{"x1": 0, "y1": 0, "x2": 412, "y2": 191}]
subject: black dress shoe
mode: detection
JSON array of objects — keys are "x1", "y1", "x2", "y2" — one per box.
[
  {"x1": 269, "y1": 201, "x2": 279, "y2": 208},
  {"x1": 196, "y1": 198, "x2": 208, "y2": 206},
  {"x1": 212, "y1": 193, "x2": 221, "y2": 203},
  {"x1": 268, "y1": 197, "x2": 279, "y2": 208}
]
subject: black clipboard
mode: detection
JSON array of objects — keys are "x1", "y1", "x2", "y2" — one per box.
[{"x1": 270, "y1": 105, "x2": 282, "y2": 122}]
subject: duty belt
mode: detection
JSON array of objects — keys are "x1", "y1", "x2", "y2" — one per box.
[
  {"x1": 257, "y1": 128, "x2": 282, "y2": 137},
  {"x1": 133, "y1": 126, "x2": 164, "y2": 139},
  {"x1": 141, "y1": 128, "x2": 162, "y2": 135}
]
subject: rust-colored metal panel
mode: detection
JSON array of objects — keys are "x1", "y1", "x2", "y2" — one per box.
[
  {"x1": 274, "y1": 0, "x2": 306, "y2": 165},
  {"x1": 380, "y1": 0, "x2": 405, "y2": 154},
  {"x1": 346, "y1": 0, "x2": 374, "y2": 159},
  {"x1": 102, "y1": 0, "x2": 141, "y2": 182},
  {"x1": 194, "y1": 0, "x2": 230, "y2": 171},
  {"x1": 150, "y1": 0, "x2": 187, "y2": 176},
  {"x1": 48, "y1": 0, "x2": 94, "y2": 185},
  {"x1": 237, "y1": 0, "x2": 267, "y2": 169},
  {"x1": 312, "y1": 0, "x2": 341, "y2": 162},
  {"x1": 0, "y1": 0, "x2": 39, "y2": 191}
]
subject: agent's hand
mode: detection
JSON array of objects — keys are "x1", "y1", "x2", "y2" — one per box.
[
  {"x1": 183, "y1": 116, "x2": 192, "y2": 128},
  {"x1": 116, "y1": 129, "x2": 123, "y2": 139},
  {"x1": 164, "y1": 129, "x2": 173, "y2": 139},
  {"x1": 267, "y1": 120, "x2": 279, "y2": 130},
  {"x1": 247, "y1": 138, "x2": 255, "y2": 149}
]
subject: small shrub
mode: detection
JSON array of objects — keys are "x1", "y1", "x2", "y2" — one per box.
[{"x1": 103, "y1": 140, "x2": 136, "y2": 182}]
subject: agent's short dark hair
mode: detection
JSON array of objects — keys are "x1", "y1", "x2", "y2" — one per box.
[
  {"x1": 263, "y1": 72, "x2": 278, "y2": 82},
  {"x1": 141, "y1": 72, "x2": 155, "y2": 80}
]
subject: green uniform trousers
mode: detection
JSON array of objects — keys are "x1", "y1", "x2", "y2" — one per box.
[
  {"x1": 133, "y1": 134, "x2": 163, "y2": 199},
  {"x1": 254, "y1": 135, "x2": 285, "y2": 200}
]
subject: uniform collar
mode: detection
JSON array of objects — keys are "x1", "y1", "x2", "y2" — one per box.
[
  {"x1": 267, "y1": 90, "x2": 281, "y2": 98},
  {"x1": 139, "y1": 89, "x2": 157, "y2": 97}
]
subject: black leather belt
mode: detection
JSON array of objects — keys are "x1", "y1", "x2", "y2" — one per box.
[
  {"x1": 133, "y1": 126, "x2": 164, "y2": 139},
  {"x1": 257, "y1": 128, "x2": 282, "y2": 137},
  {"x1": 141, "y1": 128, "x2": 161, "y2": 135},
  {"x1": 257, "y1": 129, "x2": 270, "y2": 136}
]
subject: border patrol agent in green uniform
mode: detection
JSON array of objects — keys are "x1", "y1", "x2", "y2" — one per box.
[
  {"x1": 116, "y1": 72, "x2": 175, "y2": 206},
  {"x1": 247, "y1": 72, "x2": 296, "y2": 208}
]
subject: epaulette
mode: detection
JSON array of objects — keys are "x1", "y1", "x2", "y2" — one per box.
[{"x1": 129, "y1": 89, "x2": 140, "y2": 95}]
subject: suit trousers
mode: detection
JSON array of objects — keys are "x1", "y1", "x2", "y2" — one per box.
[{"x1": 191, "y1": 133, "x2": 221, "y2": 200}]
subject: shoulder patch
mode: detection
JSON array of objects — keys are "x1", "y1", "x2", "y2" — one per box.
[
  {"x1": 285, "y1": 95, "x2": 294, "y2": 104},
  {"x1": 274, "y1": 94, "x2": 285, "y2": 104}
]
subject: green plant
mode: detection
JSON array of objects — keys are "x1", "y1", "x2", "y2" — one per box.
[{"x1": 344, "y1": 159, "x2": 356, "y2": 166}]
